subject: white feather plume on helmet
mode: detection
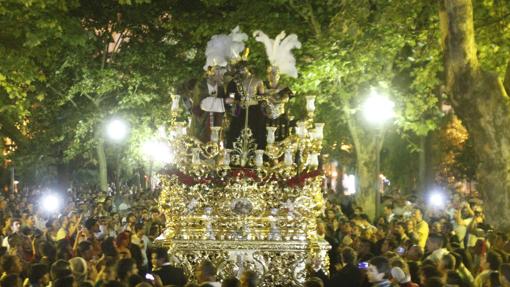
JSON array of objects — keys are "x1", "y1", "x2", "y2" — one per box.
[
  {"x1": 253, "y1": 30, "x2": 302, "y2": 78},
  {"x1": 203, "y1": 26, "x2": 248, "y2": 71}
]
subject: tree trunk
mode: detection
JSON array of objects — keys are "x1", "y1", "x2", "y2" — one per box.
[
  {"x1": 440, "y1": 0, "x2": 510, "y2": 230},
  {"x1": 96, "y1": 135, "x2": 108, "y2": 192},
  {"x1": 347, "y1": 104, "x2": 385, "y2": 221}
]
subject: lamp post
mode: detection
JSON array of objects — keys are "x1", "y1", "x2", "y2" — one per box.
[
  {"x1": 361, "y1": 88, "x2": 395, "y2": 217},
  {"x1": 106, "y1": 118, "x2": 129, "y2": 142},
  {"x1": 141, "y1": 138, "x2": 173, "y2": 191},
  {"x1": 105, "y1": 118, "x2": 130, "y2": 193}
]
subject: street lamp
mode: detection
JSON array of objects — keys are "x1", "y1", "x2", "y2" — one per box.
[
  {"x1": 361, "y1": 87, "x2": 395, "y2": 218},
  {"x1": 142, "y1": 139, "x2": 173, "y2": 190},
  {"x1": 142, "y1": 139, "x2": 174, "y2": 164},
  {"x1": 106, "y1": 118, "x2": 129, "y2": 142},
  {"x1": 361, "y1": 88, "x2": 395, "y2": 125}
]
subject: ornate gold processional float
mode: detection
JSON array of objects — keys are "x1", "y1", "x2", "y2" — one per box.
[{"x1": 155, "y1": 27, "x2": 329, "y2": 286}]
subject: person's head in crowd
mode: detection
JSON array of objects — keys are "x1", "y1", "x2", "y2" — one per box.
[
  {"x1": 482, "y1": 250, "x2": 503, "y2": 272},
  {"x1": 445, "y1": 270, "x2": 463, "y2": 286},
  {"x1": 102, "y1": 237, "x2": 119, "y2": 258},
  {"x1": 0, "y1": 274, "x2": 21, "y2": 287},
  {"x1": 325, "y1": 208, "x2": 337, "y2": 221},
  {"x1": 390, "y1": 257, "x2": 410, "y2": 276},
  {"x1": 2, "y1": 254, "x2": 22, "y2": 275},
  {"x1": 196, "y1": 260, "x2": 217, "y2": 283},
  {"x1": 0, "y1": 198, "x2": 7, "y2": 210},
  {"x1": 390, "y1": 266, "x2": 412, "y2": 285},
  {"x1": 134, "y1": 222, "x2": 145, "y2": 237},
  {"x1": 77, "y1": 240, "x2": 94, "y2": 261},
  {"x1": 116, "y1": 231, "x2": 131, "y2": 249},
  {"x1": 127, "y1": 213, "x2": 137, "y2": 225},
  {"x1": 222, "y1": 277, "x2": 241, "y2": 287},
  {"x1": 98, "y1": 258, "x2": 118, "y2": 282},
  {"x1": 426, "y1": 233, "x2": 445, "y2": 253},
  {"x1": 39, "y1": 240, "x2": 57, "y2": 263},
  {"x1": 29, "y1": 263, "x2": 50, "y2": 287},
  {"x1": 11, "y1": 218, "x2": 21, "y2": 234},
  {"x1": 45, "y1": 218, "x2": 59, "y2": 233},
  {"x1": 423, "y1": 276, "x2": 444, "y2": 287},
  {"x1": 151, "y1": 247, "x2": 169, "y2": 268},
  {"x1": 340, "y1": 247, "x2": 357, "y2": 265},
  {"x1": 128, "y1": 274, "x2": 144, "y2": 287},
  {"x1": 414, "y1": 209, "x2": 424, "y2": 222},
  {"x1": 500, "y1": 263, "x2": 510, "y2": 287},
  {"x1": 431, "y1": 221, "x2": 442, "y2": 234},
  {"x1": 140, "y1": 209, "x2": 150, "y2": 222},
  {"x1": 438, "y1": 253, "x2": 456, "y2": 273},
  {"x1": 367, "y1": 256, "x2": 391, "y2": 284},
  {"x1": 381, "y1": 238, "x2": 398, "y2": 254},
  {"x1": 150, "y1": 208, "x2": 160, "y2": 221},
  {"x1": 53, "y1": 275, "x2": 76, "y2": 287},
  {"x1": 56, "y1": 239, "x2": 73, "y2": 261},
  {"x1": 50, "y1": 259, "x2": 72, "y2": 281},
  {"x1": 84, "y1": 217, "x2": 100, "y2": 233},
  {"x1": 117, "y1": 258, "x2": 138, "y2": 283},
  {"x1": 69, "y1": 257, "x2": 88, "y2": 283},
  {"x1": 419, "y1": 265, "x2": 443, "y2": 286},
  {"x1": 490, "y1": 271, "x2": 501, "y2": 287},
  {"x1": 240, "y1": 270, "x2": 258, "y2": 287},
  {"x1": 303, "y1": 277, "x2": 324, "y2": 287}
]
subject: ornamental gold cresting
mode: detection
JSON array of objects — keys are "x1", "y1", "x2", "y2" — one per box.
[{"x1": 155, "y1": 26, "x2": 329, "y2": 286}]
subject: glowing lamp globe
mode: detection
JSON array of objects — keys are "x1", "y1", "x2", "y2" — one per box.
[
  {"x1": 42, "y1": 194, "x2": 61, "y2": 213},
  {"x1": 142, "y1": 139, "x2": 174, "y2": 164},
  {"x1": 106, "y1": 119, "x2": 129, "y2": 142},
  {"x1": 361, "y1": 89, "x2": 395, "y2": 124},
  {"x1": 428, "y1": 191, "x2": 445, "y2": 208}
]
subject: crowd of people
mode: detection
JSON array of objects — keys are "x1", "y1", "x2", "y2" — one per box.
[
  {"x1": 315, "y1": 188, "x2": 510, "y2": 287},
  {"x1": 0, "y1": 182, "x2": 508, "y2": 287}
]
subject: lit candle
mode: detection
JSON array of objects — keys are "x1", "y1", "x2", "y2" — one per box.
[
  {"x1": 266, "y1": 127, "x2": 277, "y2": 145},
  {"x1": 171, "y1": 94, "x2": 181, "y2": 112},
  {"x1": 306, "y1": 96, "x2": 316, "y2": 113},
  {"x1": 255, "y1": 150, "x2": 264, "y2": 167},
  {"x1": 223, "y1": 149, "x2": 231, "y2": 166},
  {"x1": 284, "y1": 148, "x2": 293, "y2": 166},
  {"x1": 308, "y1": 153, "x2": 319, "y2": 167},
  {"x1": 295, "y1": 121, "x2": 307, "y2": 138},
  {"x1": 313, "y1": 123, "x2": 324, "y2": 139},
  {"x1": 210, "y1": 126, "x2": 221, "y2": 142},
  {"x1": 192, "y1": 148, "x2": 201, "y2": 165}
]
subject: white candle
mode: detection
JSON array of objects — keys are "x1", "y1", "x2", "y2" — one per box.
[
  {"x1": 223, "y1": 149, "x2": 231, "y2": 166},
  {"x1": 313, "y1": 123, "x2": 324, "y2": 139},
  {"x1": 171, "y1": 94, "x2": 181, "y2": 112},
  {"x1": 306, "y1": 96, "x2": 316, "y2": 113},
  {"x1": 266, "y1": 127, "x2": 277, "y2": 145},
  {"x1": 210, "y1": 126, "x2": 221, "y2": 142},
  {"x1": 308, "y1": 153, "x2": 319, "y2": 167},
  {"x1": 255, "y1": 150, "x2": 264, "y2": 167},
  {"x1": 295, "y1": 121, "x2": 307, "y2": 138},
  {"x1": 192, "y1": 148, "x2": 201, "y2": 165},
  {"x1": 284, "y1": 149, "x2": 293, "y2": 166}
]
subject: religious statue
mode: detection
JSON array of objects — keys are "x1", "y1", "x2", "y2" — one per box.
[
  {"x1": 253, "y1": 30, "x2": 301, "y2": 142},
  {"x1": 225, "y1": 54, "x2": 267, "y2": 150},
  {"x1": 185, "y1": 26, "x2": 248, "y2": 142}
]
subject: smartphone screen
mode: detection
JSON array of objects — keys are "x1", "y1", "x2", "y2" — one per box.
[
  {"x1": 145, "y1": 274, "x2": 155, "y2": 281},
  {"x1": 358, "y1": 261, "x2": 368, "y2": 269}
]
